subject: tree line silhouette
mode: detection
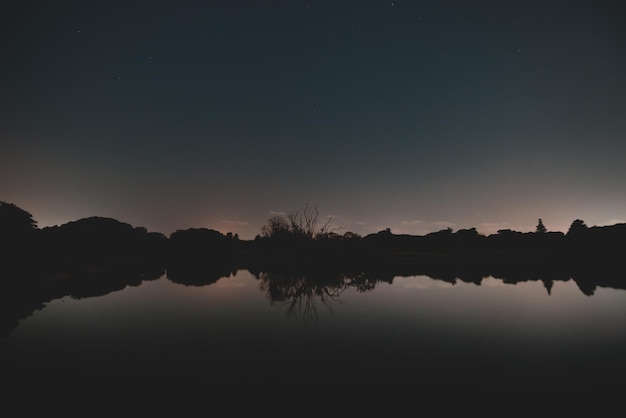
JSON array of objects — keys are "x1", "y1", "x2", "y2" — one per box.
[{"x1": 1, "y1": 200, "x2": 625, "y2": 277}]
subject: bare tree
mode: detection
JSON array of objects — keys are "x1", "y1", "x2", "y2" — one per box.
[{"x1": 261, "y1": 202, "x2": 337, "y2": 240}]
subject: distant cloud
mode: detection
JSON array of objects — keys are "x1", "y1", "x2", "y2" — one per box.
[
  {"x1": 400, "y1": 219, "x2": 424, "y2": 226},
  {"x1": 430, "y1": 221, "x2": 456, "y2": 230},
  {"x1": 220, "y1": 220, "x2": 250, "y2": 226},
  {"x1": 269, "y1": 210, "x2": 287, "y2": 216}
]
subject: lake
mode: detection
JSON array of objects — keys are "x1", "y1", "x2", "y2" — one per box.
[{"x1": 2, "y1": 267, "x2": 626, "y2": 397}]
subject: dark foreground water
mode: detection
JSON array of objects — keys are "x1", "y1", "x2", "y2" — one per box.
[{"x1": 2, "y1": 269, "x2": 626, "y2": 401}]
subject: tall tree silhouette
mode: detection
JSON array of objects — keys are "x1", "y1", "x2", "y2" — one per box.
[{"x1": 535, "y1": 218, "x2": 547, "y2": 234}]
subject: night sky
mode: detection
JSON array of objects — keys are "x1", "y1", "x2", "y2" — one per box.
[{"x1": 2, "y1": 0, "x2": 625, "y2": 239}]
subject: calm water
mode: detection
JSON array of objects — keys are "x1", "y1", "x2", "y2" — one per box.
[{"x1": 2, "y1": 269, "x2": 626, "y2": 391}]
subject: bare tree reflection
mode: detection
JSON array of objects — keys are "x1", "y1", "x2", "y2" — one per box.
[{"x1": 256, "y1": 271, "x2": 348, "y2": 326}]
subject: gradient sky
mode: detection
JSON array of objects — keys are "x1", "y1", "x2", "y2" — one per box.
[{"x1": 2, "y1": 0, "x2": 625, "y2": 239}]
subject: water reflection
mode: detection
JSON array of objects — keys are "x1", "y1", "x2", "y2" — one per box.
[
  {"x1": 254, "y1": 270, "x2": 346, "y2": 325},
  {"x1": 1, "y1": 258, "x2": 625, "y2": 341},
  {"x1": 2, "y1": 258, "x2": 626, "y2": 393}
]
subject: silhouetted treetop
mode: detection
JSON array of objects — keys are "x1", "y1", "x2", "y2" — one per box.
[
  {"x1": 0, "y1": 201, "x2": 37, "y2": 234},
  {"x1": 260, "y1": 215, "x2": 291, "y2": 239},
  {"x1": 50, "y1": 216, "x2": 134, "y2": 234},
  {"x1": 427, "y1": 227, "x2": 453, "y2": 237},
  {"x1": 455, "y1": 227, "x2": 481, "y2": 237},
  {"x1": 168, "y1": 227, "x2": 239, "y2": 260},
  {"x1": 497, "y1": 228, "x2": 522, "y2": 236},
  {"x1": 567, "y1": 219, "x2": 588, "y2": 236}
]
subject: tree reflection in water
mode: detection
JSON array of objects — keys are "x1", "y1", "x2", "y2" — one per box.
[
  {"x1": 255, "y1": 271, "x2": 346, "y2": 325},
  {"x1": 252, "y1": 268, "x2": 386, "y2": 325}
]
